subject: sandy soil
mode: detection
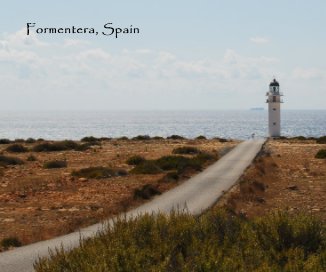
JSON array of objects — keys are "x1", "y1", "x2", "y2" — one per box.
[
  {"x1": 218, "y1": 138, "x2": 326, "y2": 220},
  {"x1": 0, "y1": 138, "x2": 236, "y2": 249}
]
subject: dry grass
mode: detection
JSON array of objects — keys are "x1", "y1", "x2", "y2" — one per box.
[
  {"x1": 218, "y1": 139, "x2": 326, "y2": 221},
  {"x1": 0, "y1": 138, "x2": 237, "y2": 250}
]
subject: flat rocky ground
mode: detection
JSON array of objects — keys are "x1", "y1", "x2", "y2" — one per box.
[
  {"x1": 218, "y1": 139, "x2": 326, "y2": 220},
  {"x1": 0, "y1": 138, "x2": 236, "y2": 250}
]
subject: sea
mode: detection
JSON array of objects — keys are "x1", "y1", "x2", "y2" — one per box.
[{"x1": 0, "y1": 110, "x2": 325, "y2": 141}]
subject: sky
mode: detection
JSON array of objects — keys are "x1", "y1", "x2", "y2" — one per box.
[{"x1": 0, "y1": 0, "x2": 325, "y2": 110}]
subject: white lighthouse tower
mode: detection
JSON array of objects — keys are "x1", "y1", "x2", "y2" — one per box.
[{"x1": 266, "y1": 79, "x2": 283, "y2": 137}]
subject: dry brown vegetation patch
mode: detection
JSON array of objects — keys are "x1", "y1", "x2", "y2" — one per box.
[
  {"x1": 0, "y1": 137, "x2": 237, "y2": 250},
  {"x1": 219, "y1": 138, "x2": 326, "y2": 221}
]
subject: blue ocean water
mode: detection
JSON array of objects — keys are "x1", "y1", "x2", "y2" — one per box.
[{"x1": 0, "y1": 110, "x2": 325, "y2": 140}]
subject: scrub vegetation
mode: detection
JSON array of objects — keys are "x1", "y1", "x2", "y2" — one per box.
[
  {"x1": 315, "y1": 149, "x2": 326, "y2": 159},
  {"x1": 0, "y1": 155, "x2": 24, "y2": 166},
  {"x1": 43, "y1": 160, "x2": 67, "y2": 169},
  {"x1": 32, "y1": 140, "x2": 90, "y2": 152},
  {"x1": 34, "y1": 209, "x2": 326, "y2": 272},
  {"x1": 72, "y1": 166, "x2": 127, "y2": 179},
  {"x1": 130, "y1": 152, "x2": 216, "y2": 176}
]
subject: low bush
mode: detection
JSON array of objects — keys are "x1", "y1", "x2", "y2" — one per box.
[
  {"x1": 117, "y1": 136, "x2": 129, "y2": 140},
  {"x1": 134, "y1": 184, "x2": 161, "y2": 200},
  {"x1": 315, "y1": 149, "x2": 326, "y2": 159},
  {"x1": 160, "y1": 171, "x2": 179, "y2": 183},
  {"x1": 152, "y1": 136, "x2": 164, "y2": 140},
  {"x1": 194, "y1": 152, "x2": 216, "y2": 164},
  {"x1": 126, "y1": 155, "x2": 146, "y2": 166},
  {"x1": 131, "y1": 153, "x2": 216, "y2": 176},
  {"x1": 43, "y1": 160, "x2": 67, "y2": 169},
  {"x1": 6, "y1": 144, "x2": 28, "y2": 153},
  {"x1": 99, "y1": 137, "x2": 112, "y2": 141},
  {"x1": 172, "y1": 146, "x2": 201, "y2": 155},
  {"x1": 0, "y1": 139, "x2": 11, "y2": 144},
  {"x1": 0, "y1": 155, "x2": 24, "y2": 166},
  {"x1": 317, "y1": 136, "x2": 326, "y2": 144},
  {"x1": 195, "y1": 135, "x2": 206, "y2": 140},
  {"x1": 72, "y1": 166, "x2": 127, "y2": 179},
  {"x1": 167, "y1": 135, "x2": 185, "y2": 140},
  {"x1": 130, "y1": 161, "x2": 162, "y2": 174},
  {"x1": 74, "y1": 143, "x2": 94, "y2": 151},
  {"x1": 155, "y1": 155, "x2": 202, "y2": 173},
  {"x1": 1, "y1": 237, "x2": 22, "y2": 249},
  {"x1": 34, "y1": 210, "x2": 326, "y2": 272},
  {"x1": 27, "y1": 155, "x2": 37, "y2": 161},
  {"x1": 14, "y1": 139, "x2": 25, "y2": 143},
  {"x1": 81, "y1": 136, "x2": 99, "y2": 142},
  {"x1": 26, "y1": 138, "x2": 37, "y2": 144},
  {"x1": 32, "y1": 140, "x2": 89, "y2": 152},
  {"x1": 132, "y1": 135, "x2": 151, "y2": 141},
  {"x1": 80, "y1": 137, "x2": 102, "y2": 146}
]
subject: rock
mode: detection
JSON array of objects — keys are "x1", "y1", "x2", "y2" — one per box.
[
  {"x1": 255, "y1": 196, "x2": 266, "y2": 203},
  {"x1": 287, "y1": 185, "x2": 298, "y2": 191},
  {"x1": 3, "y1": 218, "x2": 15, "y2": 222},
  {"x1": 17, "y1": 193, "x2": 27, "y2": 198},
  {"x1": 97, "y1": 208, "x2": 104, "y2": 213},
  {"x1": 78, "y1": 178, "x2": 88, "y2": 182}
]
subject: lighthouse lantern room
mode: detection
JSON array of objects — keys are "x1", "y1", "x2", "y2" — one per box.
[{"x1": 266, "y1": 79, "x2": 283, "y2": 137}]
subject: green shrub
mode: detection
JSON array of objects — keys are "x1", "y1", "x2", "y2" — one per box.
[
  {"x1": 80, "y1": 137, "x2": 102, "y2": 147},
  {"x1": 152, "y1": 136, "x2": 164, "y2": 140},
  {"x1": 74, "y1": 143, "x2": 94, "y2": 151},
  {"x1": 43, "y1": 160, "x2": 67, "y2": 169},
  {"x1": 99, "y1": 137, "x2": 112, "y2": 141},
  {"x1": 14, "y1": 138, "x2": 25, "y2": 143},
  {"x1": 134, "y1": 184, "x2": 161, "y2": 200},
  {"x1": 194, "y1": 152, "x2": 216, "y2": 164},
  {"x1": 167, "y1": 135, "x2": 185, "y2": 140},
  {"x1": 126, "y1": 155, "x2": 146, "y2": 166},
  {"x1": 315, "y1": 149, "x2": 326, "y2": 159},
  {"x1": 6, "y1": 144, "x2": 28, "y2": 153},
  {"x1": 155, "y1": 155, "x2": 202, "y2": 172},
  {"x1": 32, "y1": 140, "x2": 89, "y2": 152},
  {"x1": 172, "y1": 146, "x2": 201, "y2": 155},
  {"x1": 0, "y1": 139, "x2": 11, "y2": 144},
  {"x1": 26, "y1": 138, "x2": 36, "y2": 144},
  {"x1": 317, "y1": 136, "x2": 326, "y2": 144},
  {"x1": 195, "y1": 135, "x2": 207, "y2": 140},
  {"x1": 27, "y1": 155, "x2": 37, "y2": 161},
  {"x1": 132, "y1": 135, "x2": 151, "y2": 141},
  {"x1": 160, "y1": 171, "x2": 179, "y2": 183},
  {"x1": 130, "y1": 153, "x2": 217, "y2": 176},
  {"x1": 1, "y1": 237, "x2": 22, "y2": 249},
  {"x1": 0, "y1": 155, "x2": 24, "y2": 166},
  {"x1": 34, "y1": 210, "x2": 326, "y2": 272},
  {"x1": 130, "y1": 161, "x2": 162, "y2": 174},
  {"x1": 72, "y1": 166, "x2": 127, "y2": 179},
  {"x1": 81, "y1": 136, "x2": 99, "y2": 142},
  {"x1": 117, "y1": 136, "x2": 129, "y2": 140}
]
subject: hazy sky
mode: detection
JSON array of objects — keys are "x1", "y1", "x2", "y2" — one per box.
[{"x1": 0, "y1": 0, "x2": 325, "y2": 110}]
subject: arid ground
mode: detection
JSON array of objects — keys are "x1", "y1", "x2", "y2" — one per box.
[
  {"x1": 0, "y1": 137, "x2": 236, "y2": 250},
  {"x1": 218, "y1": 138, "x2": 326, "y2": 220}
]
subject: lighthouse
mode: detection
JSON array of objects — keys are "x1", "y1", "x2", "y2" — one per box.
[{"x1": 266, "y1": 79, "x2": 283, "y2": 137}]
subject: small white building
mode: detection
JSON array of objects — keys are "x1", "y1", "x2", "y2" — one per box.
[{"x1": 266, "y1": 79, "x2": 283, "y2": 137}]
